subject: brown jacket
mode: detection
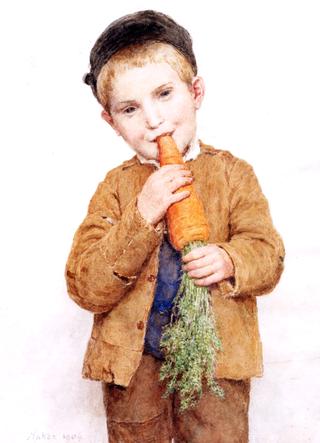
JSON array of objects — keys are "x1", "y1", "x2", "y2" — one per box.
[{"x1": 65, "y1": 142, "x2": 285, "y2": 386}]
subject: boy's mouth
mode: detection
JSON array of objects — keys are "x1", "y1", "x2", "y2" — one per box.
[{"x1": 151, "y1": 131, "x2": 173, "y2": 143}]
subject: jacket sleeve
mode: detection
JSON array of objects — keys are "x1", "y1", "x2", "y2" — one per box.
[
  {"x1": 65, "y1": 171, "x2": 163, "y2": 313},
  {"x1": 216, "y1": 158, "x2": 285, "y2": 298}
]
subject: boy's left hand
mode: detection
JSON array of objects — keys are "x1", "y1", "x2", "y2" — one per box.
[{"x1": 182, "y1": 244, "x2": 234, "y2": 287}]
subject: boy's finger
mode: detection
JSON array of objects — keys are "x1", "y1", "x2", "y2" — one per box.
[
  {"x1": 160, "y1": 163, "x2": 187, "y2": 168},
  {"x1": 193, "y1": 270, "x2": 225, "y2": 286},
  {"x1": 169, "y1": 190, "x2": 190, "y2": 204},
  {"x1": 182, "y1": 255, "x2": 214, "y2": 271},
  {"x1": 163, "y1": 169, "x2": 192, "y2": 183},
  {"x1": 185, "y1": 264, "x2": 216, "y2": 279},
  {"x1": 159, "y1": 164, "x2": 189, "y2": 174},
  {"x1": 182, "y1": 246, "x2": 209, "y2": 262},
  {"x1": 168, "y1": 176, "x2": 193, "y2": 191}
]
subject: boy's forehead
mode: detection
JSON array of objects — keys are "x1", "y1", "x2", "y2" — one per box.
[
  {"x1": 103, "y1": 42, "x2": 180, "y2": 78},
  {"x1": 108, "y1": 62, "x2": 183, "y2": 101}
]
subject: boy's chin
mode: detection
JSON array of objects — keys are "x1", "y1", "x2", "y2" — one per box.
[{"x1": 132, "y1": 145, "x2": 159, "y2": 162}]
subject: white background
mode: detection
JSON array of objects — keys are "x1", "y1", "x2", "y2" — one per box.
[{"x1": 1, "y1": 1, "x2": 319, "y2": 442}]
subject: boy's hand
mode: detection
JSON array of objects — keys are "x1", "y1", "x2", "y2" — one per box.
[
  {"x1": 182, "y1": 244, "x2": 234, "y2": 287},
  {"x1": 137, "y1": 165, "x2": 193, "y2": 225}
]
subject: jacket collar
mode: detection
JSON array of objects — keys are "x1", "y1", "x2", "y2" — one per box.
[{"x1": 121, "y1": 140, "x2": 217, "y2": 170}]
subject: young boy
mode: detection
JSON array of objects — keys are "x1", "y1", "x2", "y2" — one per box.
[{"x1": 65, "y1": 10, "x2": 285, "y2": 443}]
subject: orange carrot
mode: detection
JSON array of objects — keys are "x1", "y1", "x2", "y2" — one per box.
[
  {"x1": 157, "y1": 135, "x2": 224, "y2": 411},
  {"x1": 157, "y1": 135, "x2": 210, "y2": 250}
]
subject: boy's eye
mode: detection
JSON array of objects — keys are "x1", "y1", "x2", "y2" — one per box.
[
  {"x1": 123, "y1": 106, "x2": 136, "y2": 115},
  {"x1": 159, "y1": 89, "x2": 172, "y2": 98}
]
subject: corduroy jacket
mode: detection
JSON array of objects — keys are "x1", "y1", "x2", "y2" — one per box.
[{"x1": 65, "y1": 142, "x2": 285, "y2": 386}]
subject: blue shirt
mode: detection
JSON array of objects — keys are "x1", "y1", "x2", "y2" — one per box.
[{"x1": 144, "y1": 234, "x2": 182, "y2": 359}]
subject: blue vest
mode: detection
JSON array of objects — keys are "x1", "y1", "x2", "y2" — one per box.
[{"x1": 144, "y1": 234, "x2": 182, "y2": 359}]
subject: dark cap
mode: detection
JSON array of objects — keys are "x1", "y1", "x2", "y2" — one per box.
[{"x1": 83, "y1": 10, "x2": 197, "y2": 101}]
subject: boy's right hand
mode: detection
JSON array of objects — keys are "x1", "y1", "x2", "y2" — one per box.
[{"x1": 137, "y1": 164, "x2": 193, "y2": 226}]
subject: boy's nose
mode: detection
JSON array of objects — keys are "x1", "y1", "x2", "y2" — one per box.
[{"x1": 144, "y1": 104, "x2": 164, "y2": 129}]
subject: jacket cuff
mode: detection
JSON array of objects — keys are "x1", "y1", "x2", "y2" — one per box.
[
  {"x1": 214, "y1": 240, "x2": 284, "y2": 298},
  {"x1": 99, "y1": 196, "x2": 163, "y2": 280},
  {"x1": 214, "y1": 243, "x2": 240, "y2": 297}
]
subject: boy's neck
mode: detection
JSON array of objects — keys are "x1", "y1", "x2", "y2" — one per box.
[{"x1": 136, "y1": 137, "x2": 200, "y2": 168}]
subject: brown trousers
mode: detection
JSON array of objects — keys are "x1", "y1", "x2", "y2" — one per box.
[{"x1": 102, "y1": 354, "x2": 250, "y2": 443}]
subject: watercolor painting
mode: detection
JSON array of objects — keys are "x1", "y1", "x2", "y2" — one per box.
[{"x1": 1, "y1": 2, "x2": 319, "y2": 443}]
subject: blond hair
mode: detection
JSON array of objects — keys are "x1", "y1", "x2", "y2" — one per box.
[{"x1": 96, "y1": 42, "x2": 195, "y2": 111}]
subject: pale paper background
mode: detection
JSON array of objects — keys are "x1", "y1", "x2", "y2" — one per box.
[{"x1": 0, "y1": 1, "x2": 319, "y2": 442}]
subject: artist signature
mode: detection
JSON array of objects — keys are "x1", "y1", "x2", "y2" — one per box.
[{"x1": 26, "y1": 432, "x2": 82, "y2": 441}]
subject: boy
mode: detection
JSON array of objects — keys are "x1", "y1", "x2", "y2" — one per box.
[{"x1": 65, "y1": 10, "x2": 285, "y2": 443}]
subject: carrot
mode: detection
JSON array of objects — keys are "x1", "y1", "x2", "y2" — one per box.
[
  {"x1": 156, "y1": 135, "x2": 224, "y2": 412},
  {"x1": 156, "y1": 135, "x2": 210, "y2": 250}
]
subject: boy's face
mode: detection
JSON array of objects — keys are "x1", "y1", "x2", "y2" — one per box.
[{"x1": 101, "y1": 61, "x2": 204, "y2": 160}]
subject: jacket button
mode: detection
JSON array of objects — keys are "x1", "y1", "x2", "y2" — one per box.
[
  {"x1": 147, "y1": 274, "x2": 156, "y2": 282},
  {"x1": 137, "y1": 321, "x2": 144, "y2": 330}
]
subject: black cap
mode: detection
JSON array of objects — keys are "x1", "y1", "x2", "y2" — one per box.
[{"x1": 83, "y1": 10, "x2": 197, "y2": 101}]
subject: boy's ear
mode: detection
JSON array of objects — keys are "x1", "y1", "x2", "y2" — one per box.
[
  {"x1": 101, "y1": 110, "x2": 121, "y2": 135},
  {"x1": 191, "y1": 76, "x2": 205, "y2": 109}
]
